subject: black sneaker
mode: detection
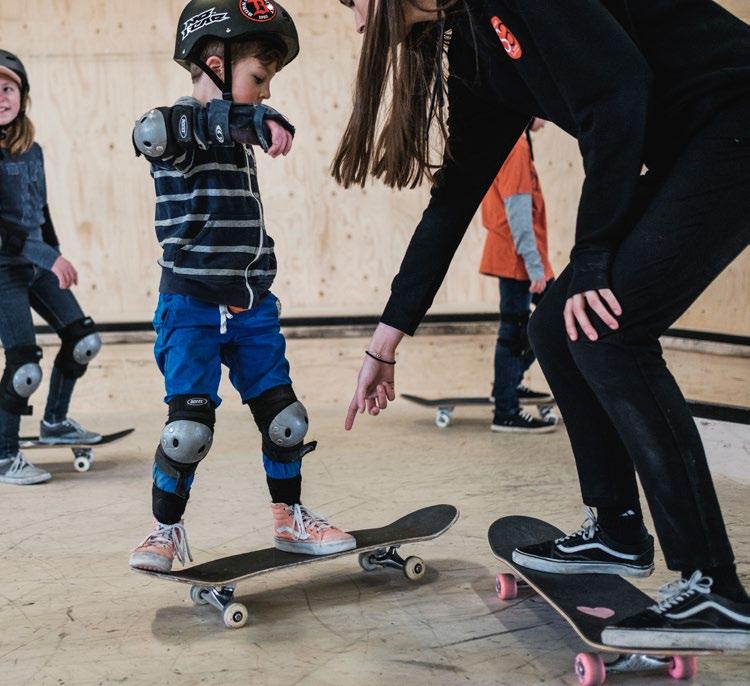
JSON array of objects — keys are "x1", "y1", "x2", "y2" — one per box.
[
  {"x1": 602, "y1": 571, "x2": 750, "y2": 650},
  {"x1": 517, "y1": 384, "x2": 554, "y2": 405},
  {"x1": 491, "y1": 408, "x2": 556, "y2": 434},
  {"x1": 512, "y1": 508, "x2": 655, "y2": 577}
]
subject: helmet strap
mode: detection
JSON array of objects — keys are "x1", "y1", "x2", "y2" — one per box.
[
  {"x1": 222, "y1": 42, "x2": 233, "y2": 101},
  {"x1": 192, "y1": 49, "x2": 233, "y2": 100}
]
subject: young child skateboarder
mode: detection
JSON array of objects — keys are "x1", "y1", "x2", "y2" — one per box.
[{"x1": 129, "y1": 0, "x2": 355, "y2": 572}]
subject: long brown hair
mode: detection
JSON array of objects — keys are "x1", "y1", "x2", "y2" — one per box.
[
  {"x1": 332, "y1": 0, "x2": 460, "y2": 189},
  {"x1": 0, "y1": 93, "x2": 35, "y2": 157}
]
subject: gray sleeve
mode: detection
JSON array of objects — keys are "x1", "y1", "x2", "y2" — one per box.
[
  {"x1": 504, "y1": 193, "x2": 545, "y2": 282},
  {"x1": 20, "y1": 235, "x2": 60, "y2": 271}
]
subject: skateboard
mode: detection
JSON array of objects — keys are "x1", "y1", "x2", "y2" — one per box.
[
  {"x1": 488, "y1": 516, "x2": 721, "y2": 685},
  {"x1": 401, "y1": 393, "x2": 558, "y2": 428},
  {"x1": 19, "y1": 428, "x2": 135, "y2": 472},
  {"x1": 136, "y1": 503, "x2": 459, "y2": 629}
]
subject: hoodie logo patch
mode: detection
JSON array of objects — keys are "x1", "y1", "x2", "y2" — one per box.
[{"x1": 491, "y1": 16, "x2": 522, "y2": 60}]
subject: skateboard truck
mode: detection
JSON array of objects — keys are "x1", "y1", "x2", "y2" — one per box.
[
  {"x1": 187, "y1": 545, "x2": 428, "y2": 629},
  {"x1": 190, "y1": 584, "x2": 249, "y2": 629},
  {"x1": 575, "y1": 651, "x2": 698, "y2": 684},
  {"x1": 357, "y1": 545, "x2": 426, "y2": 581}
]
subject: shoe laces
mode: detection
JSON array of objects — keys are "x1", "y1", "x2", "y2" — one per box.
[
  {"x1": 518, "y1": 409, "x2": 534, "y2": 423},
  {"x1": 650, "y1": 570, "x2": 713, "y2": 614},
  {"x1": 290, "y1": 504, "x2": 333, "y2": 540},
  {"x1": 138, "y1": 522, "x2": 193, "y2": 565},
  {"x1": 7, "y1": 452, "x2": 31, "y2": 475},
  {"x1": 555, "y1": 507, "x2": 597, "y2": 544},
  {"x1": 61, "y1": 417, "x2": 83, "y2": 432}
]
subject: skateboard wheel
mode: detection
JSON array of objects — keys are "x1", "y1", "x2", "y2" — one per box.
[
  {"x1": 73, "y1": 450, "x2": 94, "y2": 472},
  {"x1": 668, "y1": 656, "x2": 697, "y2": 680},
  {"x1": 403, "y1": 556, "x2": 426, "y2": 581},
  {"x1": 574, "y1": 652, "x2": 606, "y2": 686},
  {"x1": 435, "y1": 411, "x2": 452, "y2": 429},
  {"x1": 358, "y1": 552, "x2": 380, "y2": 572},
  {"x1": 495, "y1": 573, "x2": 518, "y2": 600},
  {"x1": 223, "y1": 602, "x2": 248, "y2": 629},
  {"x1": 189, "y1": 585, "x2": 208, "y2": 605}
]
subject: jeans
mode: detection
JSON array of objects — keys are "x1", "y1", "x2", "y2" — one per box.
[
  {"x1": 0, "y1": 260, "x2": 85, "y2": 456},
  {"x1": 493, "y1": 278, "x2": 534, "y2": 416},
  {"x1": 528, "y1": 97, "x2": 750, "y2": 571}
]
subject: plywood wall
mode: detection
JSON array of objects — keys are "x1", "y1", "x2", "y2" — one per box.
[{"x1": 1, "y1": 0, "x2": 747, "y2": 334}]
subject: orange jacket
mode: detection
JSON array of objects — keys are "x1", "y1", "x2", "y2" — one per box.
[{"x1": 479, "y1": 135, "x2": 554, "y2": 281}]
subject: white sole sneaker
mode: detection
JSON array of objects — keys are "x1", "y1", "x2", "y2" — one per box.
[
  {"x1": 129, "y1": 552, "x2": 173, "y2": 573},
  {"x1": 0, "y1": 471, "x2": 52, "y2": 485},
  {"x1": 274, "y1": 537, "x2": 357, "y2": 556}
]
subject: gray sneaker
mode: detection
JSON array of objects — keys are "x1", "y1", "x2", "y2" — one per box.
[
  {"x1": 39, "y1": 418, "x2": 102, "y2": 445},
  {"x1": 0, "y1": 452, "x2": 51, "y2": 485}
]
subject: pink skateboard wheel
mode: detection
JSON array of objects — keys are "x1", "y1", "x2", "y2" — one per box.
[
  {"x1": 495, "y1": 573, "x2": 518, "y2": 600},
  {"x1": 574, "y1": 652, "x2": 606, "y2": 686}
]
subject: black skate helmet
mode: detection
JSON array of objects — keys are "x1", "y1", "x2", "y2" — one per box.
[
  {"x1": 0, "y1": 50, "x2": 29, "y2": 94},
  {"x1": 174, "y1": 0, "x2": 299, "y2": 98}
]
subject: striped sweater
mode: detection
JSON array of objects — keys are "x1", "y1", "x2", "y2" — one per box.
[{"x1": 150, "y1": 98, "x2": 276, "y2": 310}]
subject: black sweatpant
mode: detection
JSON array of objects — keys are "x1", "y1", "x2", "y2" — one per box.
[{"x1": 528, "y1": 97, "x2": 750, "y2": 572}]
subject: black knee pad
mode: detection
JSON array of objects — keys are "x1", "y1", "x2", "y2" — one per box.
[
  {"x1": 154, "y1": 394, "x2": 215, "y2": 498},
  {"x1": 247, "y1": 385, "x2": 317, "y2": 465},
  {"x1": 499, "y1": 312, "x2": 530, "y2": 357},
  {"x1": 0, "y1": 345, "x2": 43, "y2": 415},
  {"x1": 54, "y1": 317, "x2": 102, "y2": 379}
]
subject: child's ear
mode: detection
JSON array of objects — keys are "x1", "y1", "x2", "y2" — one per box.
[{"x1": 205, "y1": 55, "x2": 224, "y2": 80}]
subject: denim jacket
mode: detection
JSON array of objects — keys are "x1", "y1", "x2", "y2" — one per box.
[{"x1": 0, "y1": 143, "x2": 59, "y2": 269}]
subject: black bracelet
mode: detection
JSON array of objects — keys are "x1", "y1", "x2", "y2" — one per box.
[{"x1": 365, "y1": 350, "x2": 396, "y2": 365}]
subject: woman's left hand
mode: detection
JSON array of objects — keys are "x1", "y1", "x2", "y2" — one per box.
[{"x1": 564, "y1": 288, "x2": 622, "y2": 341}]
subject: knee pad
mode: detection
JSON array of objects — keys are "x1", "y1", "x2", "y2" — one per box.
[
  {"x1": 499, "y1": 312, "x2": 530, "y2": 357},
  {"x1": 55, "y1": 317, "x2": 102, "y2": 379},
  {"x1": 0, "y1": 345, "x2": 43, "y2": 415},
  {"x1": 155, "y1": 394, "x2": 215, "y2": 498},
  {"x1": 247, "y1": 385, "x2": 317, "y2": 465}
]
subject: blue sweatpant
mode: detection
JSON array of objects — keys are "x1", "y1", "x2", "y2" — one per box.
[{"x1": 152, "y1": 292, "x2": 299, "y2": 496}]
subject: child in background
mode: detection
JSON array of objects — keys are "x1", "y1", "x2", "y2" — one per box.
[
  {"x1": 0, "y1": 50, "x2": 102, "y2": 486},
  {"x1": 479, "y1": 119, "x2": 555, "y2": 433}
]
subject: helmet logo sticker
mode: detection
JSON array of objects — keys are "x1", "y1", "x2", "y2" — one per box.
[
  {"x1": 239, "y1": 0, "x2": 277, "y2": 23},
  {"x1": 181, "y1": 7, "x2": 231, "y2": 40},
  {"x1": 490, "y1": 16, "x2": 523, "y2": 60}
]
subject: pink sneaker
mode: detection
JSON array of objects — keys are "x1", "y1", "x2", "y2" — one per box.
[
  {"x1": 272, "y1": 503, "x2": 356, "y2": 555},
  {"x1": 129, "y1": 519, "x2": 192, "y2": 572}
]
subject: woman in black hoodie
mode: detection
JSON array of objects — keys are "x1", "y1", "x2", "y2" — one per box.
[{"x1": 334, "y1": 0, "x2": 750, "y2": 650}]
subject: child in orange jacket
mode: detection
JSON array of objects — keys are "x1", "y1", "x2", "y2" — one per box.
[{"x1": 480, "y1": 119, "x2": 555, "y2": 433}]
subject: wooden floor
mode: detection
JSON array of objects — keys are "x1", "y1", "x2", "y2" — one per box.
[{"x1": 0, "y1": 335, "x2": 748, "y2": 685}]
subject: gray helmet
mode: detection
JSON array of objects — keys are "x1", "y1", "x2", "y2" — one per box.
[
  {"x1": 0, "y1": 50, "x2": 29, "y2": 94},
  {"x1": 174, "y1": 0, "x2": 299, "y2": 96}
]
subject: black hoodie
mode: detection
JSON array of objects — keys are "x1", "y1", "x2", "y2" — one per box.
[{"x1": 381, "y1": 0, "x2": 750, "y2": 335}]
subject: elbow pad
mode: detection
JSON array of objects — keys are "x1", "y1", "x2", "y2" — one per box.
[
  {"x1": 132, "y1": 104, "x2": 207, "y2": 160},
  {"x1": 0, "y1": 219, "x2": 27, "y2": 255}
]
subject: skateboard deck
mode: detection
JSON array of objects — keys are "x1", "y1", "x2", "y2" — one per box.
[
  {"x1": 401, "y1": 393, "x2": 558, "y2": 428},
  {"x1": 19, "y1": 428, "x2": 135, "y2": 472},
  {"x1": 136, "y1": 504, "x2": 459, "y2": 628},
  {"x1": 489, "y1": 515, "x2": 720, "y2": 685}
]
